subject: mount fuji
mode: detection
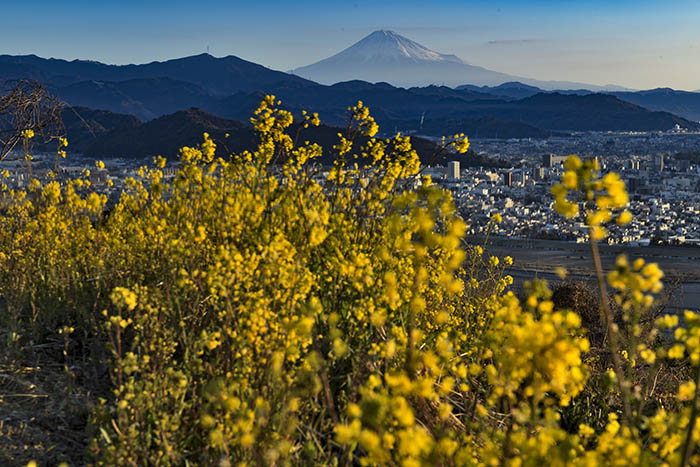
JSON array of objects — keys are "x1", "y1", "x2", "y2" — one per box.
[{"x1": 291, "y1": 30, "x2": 627, "y2": 91}]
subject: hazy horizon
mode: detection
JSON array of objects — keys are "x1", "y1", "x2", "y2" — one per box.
[{"x1": 3, "y1": 0, "x2": 700, "y2": 91}]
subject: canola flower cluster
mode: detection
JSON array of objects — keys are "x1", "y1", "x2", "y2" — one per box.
[
  {"x1": 551, "y1": 155, "x2": 631, "y2": 241},
  {"x1": 4, "y1": 101, "x2": 700, "y2": 466}
]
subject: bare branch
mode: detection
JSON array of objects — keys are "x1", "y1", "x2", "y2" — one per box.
[{"x1": 0, "y1": 80, "x2": 65, "y2": 160}]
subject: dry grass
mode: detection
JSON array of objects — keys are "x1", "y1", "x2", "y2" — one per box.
[{"x1": 0, "y1": 340, "x2": 101, "y2": 466}]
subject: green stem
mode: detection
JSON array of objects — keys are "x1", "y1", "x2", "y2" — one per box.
[
  {"x1": 680, "y1": 363, "x2": 700, "y2": 467},
  {"x1": 590, "y1": 238, "x2": 632, "y2": 424}
]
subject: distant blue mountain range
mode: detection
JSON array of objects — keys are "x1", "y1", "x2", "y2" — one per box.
[
  {"x1": 290, "y1": 30, "x2": 631, "y2": 92},
  {"x1": 2, "y1": 50, "x2": 699, "y2": 159}
]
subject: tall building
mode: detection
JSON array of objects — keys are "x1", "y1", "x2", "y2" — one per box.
[
  {"x1": 653, "y1": 155, "x2": 664, "y2": 172},
  {"x1": 531, "y1": 167, "x2": 545, "y2": 181},
  {"x1": 503, "y1": 171, "x2": 512, "y2": 187},
  {"x1": 543, "y1": 154, "x2": 553, "y2": 168},
  {"x1": 542, "y1": 154, "x2": 568, "y2": 168},
  {"x1": 628, "y1": 177, "x2": 643, "y2": 193},
  {"x1": 447, "y1": 161, "x2": 460, "y2": 180}
]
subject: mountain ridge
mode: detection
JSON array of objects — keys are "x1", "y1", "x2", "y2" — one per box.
[
  {"x1": 63, "y1": 106, "x2": 458, "y2": 166},
  {"x1": 3, "y1": 51, "x2": 699, "y2": 139},
  {"x1": 455, "y1": 81, "x2": 700, "y2": 122},
  {"x1": 0, "y1": 53, "x2": 314, "y2": 95},
  {"x1": 290, "y1": 30, "x2": 630, "y2": 91}
]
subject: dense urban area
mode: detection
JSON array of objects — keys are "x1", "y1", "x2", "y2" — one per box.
[
  {"x1": 430, "y1": 128, "x2": 700, "y2": 246},
  {"x1": 4, "y1": 127, "x2": 700, "y2": 247}
]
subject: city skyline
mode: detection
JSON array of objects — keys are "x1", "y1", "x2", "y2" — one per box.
[{"x1": 3, "y1": 0, "x2": 700, "y2": 90}]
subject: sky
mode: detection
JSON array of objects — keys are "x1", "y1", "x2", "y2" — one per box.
[{"x1": 3, "y1": 0, "x2": 700, "y2": 90}]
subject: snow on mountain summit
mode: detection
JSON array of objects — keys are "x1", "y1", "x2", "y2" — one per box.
[
  {"x1": 289, "y1": 29, "x2": 515, "y2": 87},
  {"x1": 290, "y1": 30, "x2": 619, "y2": 91},
  {"x1": 339, "y1": 30, "x2": 466, "y2": 64}
]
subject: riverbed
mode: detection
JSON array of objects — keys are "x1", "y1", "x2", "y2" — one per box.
[{"x1": 471, "y1": 236, "x2": 700, "y2": 314}]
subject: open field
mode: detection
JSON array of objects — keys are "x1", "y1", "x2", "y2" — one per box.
[{"x1": 474, "y1": 236, "x2": 700, "y2": 313}]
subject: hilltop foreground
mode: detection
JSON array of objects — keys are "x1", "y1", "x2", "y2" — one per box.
[{"x1": 1, "y1": 99, "x2": 699, "y2": 466}]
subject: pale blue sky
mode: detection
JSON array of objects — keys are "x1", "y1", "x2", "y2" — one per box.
[{"x1": 3, "y1": 0, "x2": 700, "y2": 90}]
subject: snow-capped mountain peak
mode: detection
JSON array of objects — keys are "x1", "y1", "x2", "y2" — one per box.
[
  {"x1": 290, "y1": 30, "x2": 619, "y2": 91},
  {"x1": 340, "y1": 30, "x2": 466, "y2": 64},
  {"x1": 290, "y1": 30, "x2": 504, "y2": 87}
]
